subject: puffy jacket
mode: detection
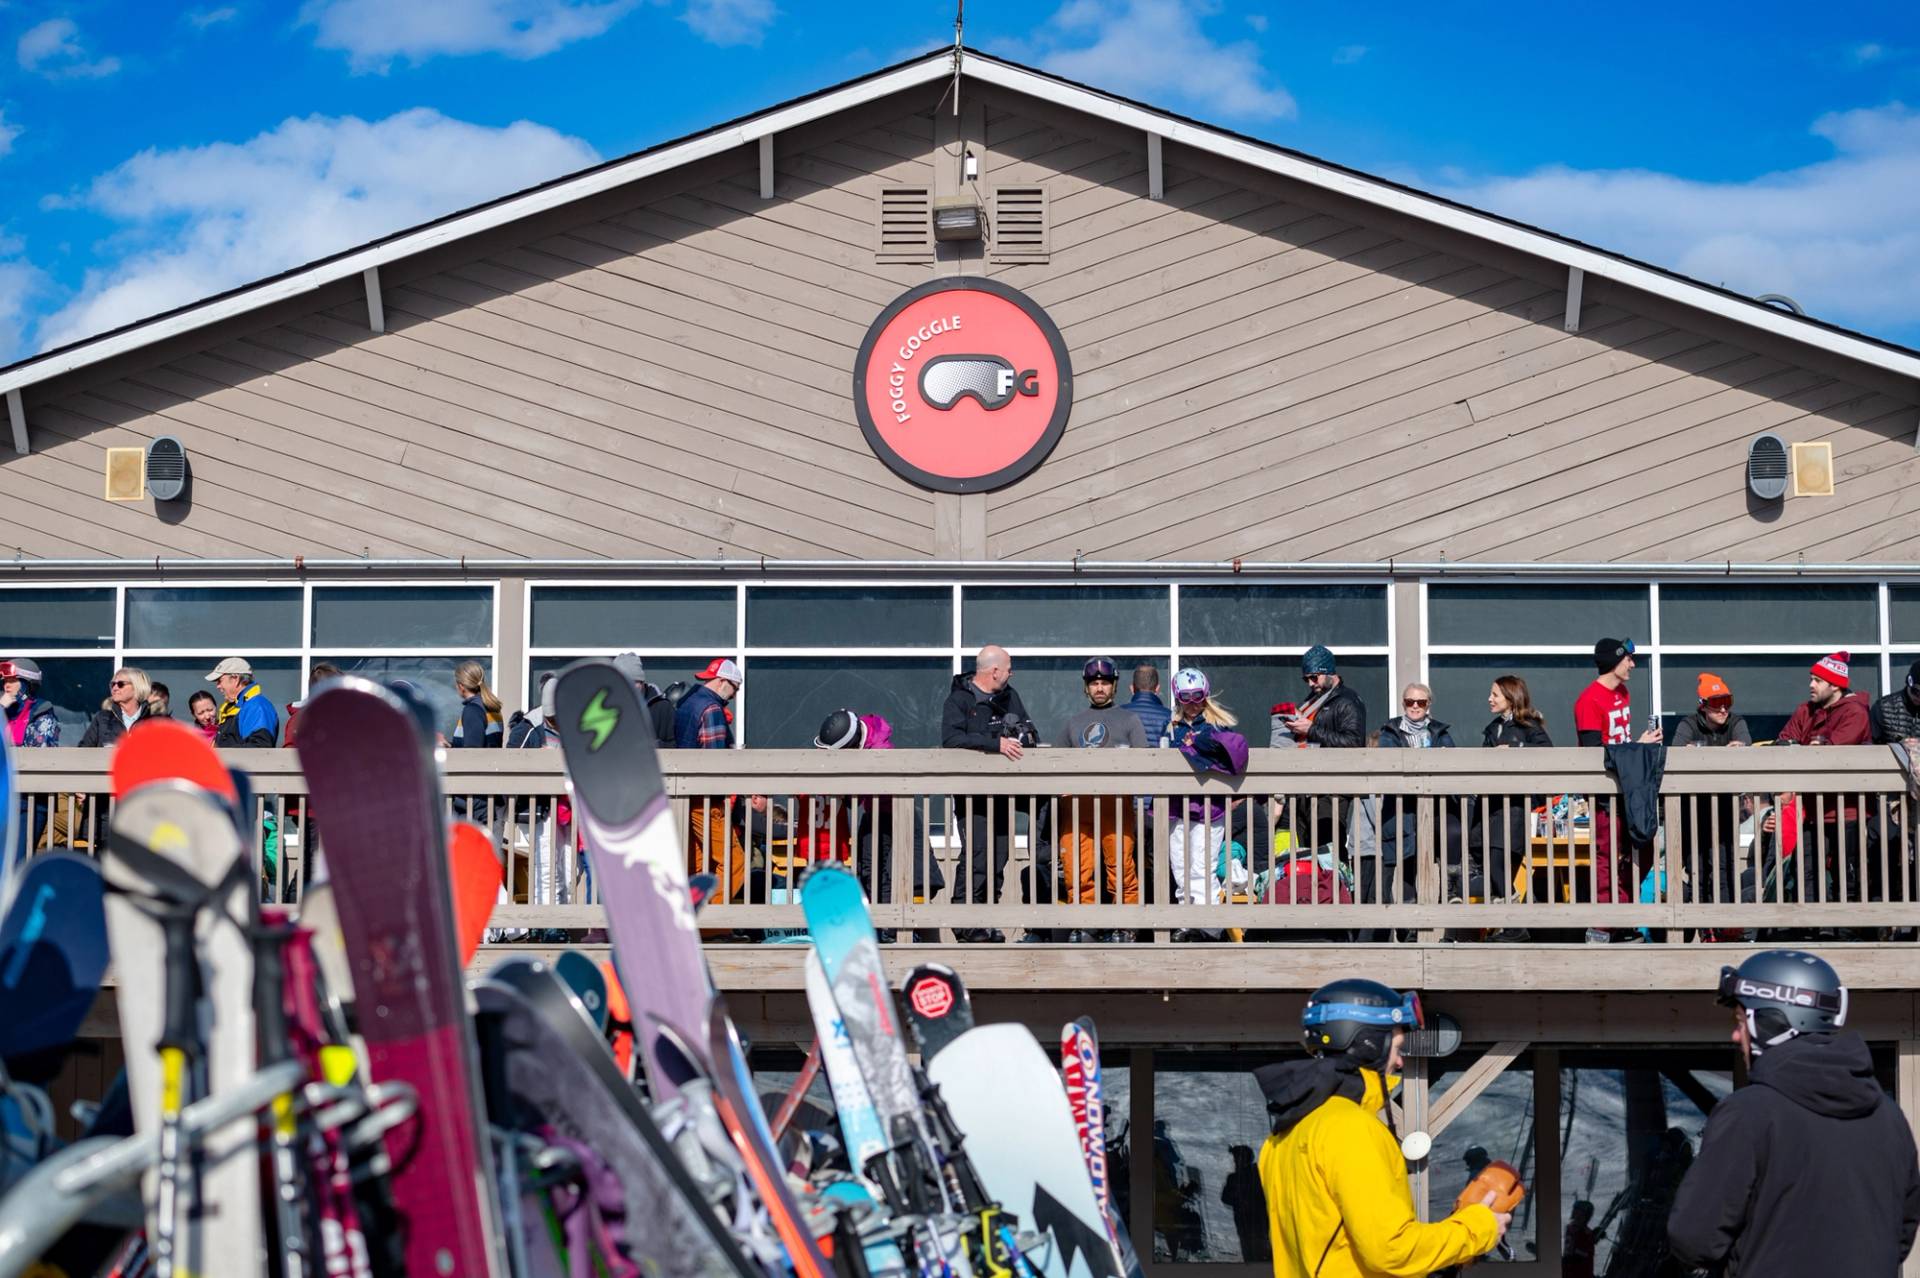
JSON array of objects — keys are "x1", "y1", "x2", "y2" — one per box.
[
  {"x1": 1481, "y1": 715, "x2": 1553, "y2": 749},
  {"x1": 940, "y1": 672, "x2": 1033, "y2": 753},
  {"x1": 1125, "y1": 691, "x2": 1171, "y2": 747},
  {"x1": 1305, "y1": 683, "x2": 1366, "y2": 749},
  {"x1": 1255, "y1": 1059, "x2": 1497, "y2": 1277},
  {"x1": 1671, "y1": 709, "x2": 1753, "y2": 747},
  {"x1": 1871, "y1": 689, "x2": 1920, "y2": 745},
  {"x1": 5, "y1": 695, "x2": 61, "y2": 748},
  {"x1": 215, "y1": 682, "x2": 280, "y2": 748},
  {"x1": 674, "y1": 684, "x2": 733, "y2": 750},
  {"x1": 78, "y1": 702, "x2": 154, "y2": 748},
  {"x1": 1776, "y1": 692, "x2": 1871, "y2": 746},
  {"x1": 1669, "y1": 1032, "x2": 1920, "y2": 1276},
  {"x1": 1376, "y1": 717, "x2": 1455, "y2": 750}
]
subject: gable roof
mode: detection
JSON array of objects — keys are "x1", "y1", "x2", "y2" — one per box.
[{"x1": 5, "y1": 47, "x2": 1918, "y2": 399}]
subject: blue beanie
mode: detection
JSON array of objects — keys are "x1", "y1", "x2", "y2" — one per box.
[{"x1": 1302, "y1": 645, "x2": 1336, "y2": 676}]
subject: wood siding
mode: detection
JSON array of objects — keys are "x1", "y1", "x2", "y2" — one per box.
[{"x1": 2, "y1": 83, "x2": 1914, "y2": 565}]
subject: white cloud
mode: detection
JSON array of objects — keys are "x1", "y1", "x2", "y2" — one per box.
[
  {"x1": 37, "y1": 108, "x2": 599, "y2": 351},
  {"x1": 1850, "y1": 42, "x2": 1884, "y2": 65},
  {"x1": 0, "y1": 240, "x2": 49, "y2": 362},
  {"x1": 1332, "y1": 43, "x2": 1366, "y2": 64},
  {"x1": 1021, "y1": 0, "x2": 1296, "y2": 121},
  {"x1": 0, "y1": 109, "x2": 20, "y2": 158},
  {"x1": 188, "y1": 7, "x2": 241, "y2": 28},
  {"x1": 17, "y1": 18, "x2": 121, "y2": 79},
  {"x1": 1244, "y1": 12, "x2": 1266, "y2": 32},
  {"x1": 301, "y1": 0, "x2": 639, "y2": 70},
  {"x1": 1433, "y1": 102, "x2": 1920, "y2": 335},
  {"x1": 681, "y1": 0, "x2": 775, "y2": 47}
]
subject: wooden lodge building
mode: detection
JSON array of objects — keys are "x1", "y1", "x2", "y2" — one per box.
[{"x1": 5, "y1": 50, "x2": 1920, "y2": 1275}]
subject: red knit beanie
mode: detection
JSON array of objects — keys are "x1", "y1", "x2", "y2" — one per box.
[{"x1": 1811, "y1": 651, "x2": 1851, "y2": 689}]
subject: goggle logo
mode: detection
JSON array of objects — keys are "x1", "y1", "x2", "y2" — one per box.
[{"x1": 853, "y1": 278, "x2": 1073, "y2": 493}]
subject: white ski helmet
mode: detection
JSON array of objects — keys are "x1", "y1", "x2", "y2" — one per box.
[{"x1": 1172, "y1": 667, "x2": 1210, "y2": 704}]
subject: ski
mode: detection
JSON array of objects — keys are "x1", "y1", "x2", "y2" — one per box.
[
  {"x1": 0, "y1": 851, "x2": 108, "y2": 1067},
  {"x1": 1061, "y1": 1018, "x2": 1139, "y2": 1276},
  {"x1": 295, "y1": 678, "x2": 507, "y2": 1278},
  {"x1": 929, "y1": 1025, "x2": 1124, "y2": 1278},
  {"x1": 551, "y1": 660, "x2": 710, "y2": 1101},
  {"x1": 484, "y1": 956, "x2": 758, "y2": 1278},
  {"x1": 104, "y1": 782, "x2": 265, "y2": 1278},
  {"x1": 804, "y1": 947, "x2": 888, "y2": 1174},
  {"x1": 553, "y1": 949, "x2": 608, "y2": 1032},
  {"x1": 901, "y1": 963, "x2": 973, "y2": 1063},
  {"x1": 0, "y1": 723, "x2": 18, "y2": 917},
  {"x1": 448, "y1": 820, "x2": 502, "y2": 966}
]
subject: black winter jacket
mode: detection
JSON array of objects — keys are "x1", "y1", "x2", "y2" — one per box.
[
  {"x1": 78, "y1": 703, "x2": 154, "y2": 748},
  {"x1": 1481, "y1": 715, "x2": 1553, "y2": 748},
  {"x1": 1669, "y1": 1032, "x2": 1920, "y2": 1276},
  {"x1": 1305, "y1": 682, "x2": 1366, "y2": 749},
  {"x1": 1377, "y1": 717, "x2": 1455, "y2": 750},
  {"x1": 1872, "y1": 689, "x2": 1920, "y2": 745},
  {"x1": 940, "y1": 672, "x2": 1033, "y2": 753}
]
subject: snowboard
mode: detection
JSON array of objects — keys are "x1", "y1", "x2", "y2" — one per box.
[
  {"x1": 0, "y1": 851, "x2": 108, "y2": 1067},
  {"x1": 929, "y1": 1025, "x2": 1124, "y2": 1278},
  {"x1": 1062, "y1": 1017, "x2": 1139, "y2": 1276},
  {"x1": 111, "y1": 717, "x2": 239, "y2": 807},
  {"x1": 295, "y1": 677, "x2": 507, "y2": 1278},
  {"x1": 449, "y1": 819, "x2": 503, "y2": 966},
  {"x1": 551, "y1": 660, "x2": 710, "y2": 1100},
  {"x1": 484, "y1": 956, "x2": 758, "y2": 1278},
  {"x1": 554, "y1": 949, "x2": 608, "y2": 1032},
  {"x1": 103, "y1": 781, "x2": 266, "y2": 1278},
  {"x1": 803, "y1": 946, "x2": 887, "y2": 1173},
  {"x1": 902, "y1": 962, "x2": 973, "y2": 1062}
]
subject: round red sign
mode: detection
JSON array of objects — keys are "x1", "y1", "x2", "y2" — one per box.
[
  {"x1": 908, "y1": 975, "x2": 955, "y2": 1020},
  {"x1": 853, "y1": 277, "x2": 1073, "y2": 493}
]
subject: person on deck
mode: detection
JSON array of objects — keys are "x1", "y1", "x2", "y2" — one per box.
[
  {"x1": 674, "y1": 657, "x2": 749, "y2": 903},
  {"x1": 209, "y1": 657, "x2": 280, "y2": 747},
  {"x1": 1574, "y1": 638, "x2": 1662, "y2": 934},
  {"x1": 1056, "y1": 657, "x2": 1146, "y2": 934},
  {"x1": 78, "y1": 667, "x2": 155, "y2": 748}
]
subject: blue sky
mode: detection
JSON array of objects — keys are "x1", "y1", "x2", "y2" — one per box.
[{"x1": 2, "y1": 0, "x2": 1917, "y2": 363}]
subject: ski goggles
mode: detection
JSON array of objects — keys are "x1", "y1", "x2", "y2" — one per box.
[
  {"x1": 1715, "y1": 966, "x2": 1848, "y2": 1020},
  {"x1": 1082, "y1": 658, "x2": 1118, "y2": 683},
  {"x1": 1302, "y1": 990, "x2": 1424, "y2": 1031}
]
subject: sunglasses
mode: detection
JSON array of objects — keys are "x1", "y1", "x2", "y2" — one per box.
[
  {"x1": 1404, "y1": 698, "x2": 1429, "y2": 708},
  {"x1": 110, "y1": 679, "x2": 132, "y2": 688}
]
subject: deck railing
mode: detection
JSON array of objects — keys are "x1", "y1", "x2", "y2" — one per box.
[{"x1": 14, "y1": 746, "x2": 1919, "y2": 941}]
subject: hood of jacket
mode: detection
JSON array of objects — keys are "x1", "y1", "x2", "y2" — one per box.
[
  {"x1": 948, "y1": 670, "x2": 1008, "y2": 709},
  {"x1": 1752, "y1": 1031, "x2": 1885, "y2": 1119},
  {"x1": 1254, "y1": 1057, "x2": 1370, "y2": 1138}
]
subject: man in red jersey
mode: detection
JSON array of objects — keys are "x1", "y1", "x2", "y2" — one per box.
[{"x1": 1574, "y1": 638, "x2": 1663, "y2": 935}]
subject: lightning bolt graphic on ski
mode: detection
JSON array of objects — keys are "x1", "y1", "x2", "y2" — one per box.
[{"x1": 580, "y1": 690, "x2": 619, "y2": 750}]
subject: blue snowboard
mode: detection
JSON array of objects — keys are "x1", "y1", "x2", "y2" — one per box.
[{"x1": 0, "y1": 852, "x2": 109, "y2": 1065}]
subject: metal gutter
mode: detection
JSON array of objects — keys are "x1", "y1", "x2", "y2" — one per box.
[{"x1": 5, "y1": 557, "x2": 1919, "y2": 577}]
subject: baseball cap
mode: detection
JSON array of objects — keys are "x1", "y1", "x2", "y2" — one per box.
[
  {"x1": 1082, "y1": 657, "x2": 1118, "y2": 683},
  {"x1": 1593, "y1": 638, "x2": 1635, "y2": 672},
  {"x1": 0, "y1": 658, "x2": 41, "y2": 683},
  {"x1": 611, "y1": 652, "x2": 647, "y2": 685},
  {"x1": 1696, "y1": 673, "x2": 1732, "y2": 703},
  {"x1": 205, "y1": 657, "x2": 253, "y2": 681},
  {"x1": 697, "y1": 657, "x2": 744, "y2": 685}
]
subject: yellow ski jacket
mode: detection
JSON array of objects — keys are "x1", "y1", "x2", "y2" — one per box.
[{"x1": 1258, "y1": 1068, "x2": 1497, "y2": 1277}]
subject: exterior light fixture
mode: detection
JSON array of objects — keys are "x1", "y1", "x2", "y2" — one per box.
[{"x1": 932, "y1": 195, "x2": 983, "y2": 241}]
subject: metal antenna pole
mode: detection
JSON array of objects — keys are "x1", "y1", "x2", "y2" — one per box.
[{"x1": 952, "y1": 0, "x2": 964, "y2": 115}]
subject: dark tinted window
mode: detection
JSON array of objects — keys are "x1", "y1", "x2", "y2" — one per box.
[
  {"x1": 530, "y1": 586, "x2": 735, "y2": 649},
  {"x1": 1661, "y1": 583, "x2": 1877, "y2": 646},
  {"x1": 962, "y1": 586, "x2": 1168, "y2": 649},
  {"x1": 1659, "y1": 653, "x2": 1879, "y2": 740},
  {"x1": 310, "y1": 656, "x2": 490, "y2": 738},
  {"x1": 741, "y1": 657, "x2": 951, "y2": 748},
  {"x1": 1427, "y1": 584, "x2": 1649, "y2": 648},
  {"x1": 747, "y1": 587, "x2": 949, "y2": 648},
  {"x1": 1187, "y1": 654, "x2": 1391, "y2": 739},
  {"x1": 0, "y1": 588, "x2": 115, "y2": 649},
  {"x1": 312, "y1": 586, "x2": 492, "y2": 648},
  {"x1": 127, "y1": 587, "x2": 301, "y2": 649},
  {"x1": 1426, "y1": 655, "x2": 1605, "y2": 742},
  {"x1": 1180, "y1": 584, "x2": 1386, "y2": 648}
]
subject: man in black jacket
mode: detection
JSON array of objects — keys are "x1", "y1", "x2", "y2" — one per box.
[
  {"x1": 1280, "y1": 645, "x2": 1366, "y2": 850},
  {"x1": 613, "y1": 652, "x2": 676, "y2": 747},
  {"x1": 940, "y1": 645, "x2": 1040, "y2": 940},
  {"x1": 1669, "y1": 950, "x2": 1920, "y2": 1276}
]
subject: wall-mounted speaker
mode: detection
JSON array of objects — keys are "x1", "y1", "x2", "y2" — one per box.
[
  {"x1": 1746, "y1": 433, "x2": 1788, "y2": 501},
  {"x1": 104, "y1": 447, "x2": 144, "y2": 501},
  {"x1": 146, "y1": 435, "x2": 188, "y2": 501}
]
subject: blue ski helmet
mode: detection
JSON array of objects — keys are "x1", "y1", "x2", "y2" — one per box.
[{"x1": 1303, "y1": 978, "x2": 1422, "y2": 1069}]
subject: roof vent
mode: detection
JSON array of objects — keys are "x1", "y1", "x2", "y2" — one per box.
[
  {"x1": 989, "y1": 185, "x2": 1049, "y2": 263},
  {"x1": 1746, "y1": 434, "x2": 1788, "y2": 500},
  {"x1": 876, "y1": 186, "x2": 932, "y2": 263},
  {"x1": 147, "y1": 435, "x2": 188, "y2": 501}
]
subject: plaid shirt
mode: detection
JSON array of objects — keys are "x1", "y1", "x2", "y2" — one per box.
[{"x1": 693, "y1": 699, "x2": 730, "y2": 749}]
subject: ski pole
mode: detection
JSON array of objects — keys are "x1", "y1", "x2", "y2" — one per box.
[
  {"x1": 151, "y1": 904, "x2": 200, "y2": 1278},
  {"x1": 771, "y1": 1038, "x2": 822, "y2": 1142},
  {"x1": 251, "y1": 916, "x2": 310, "y2": 1278}
]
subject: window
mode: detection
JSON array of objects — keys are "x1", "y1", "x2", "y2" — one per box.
[
  {"x1": 1659, "y1": 653, "x2": 1879, "y2": 741},
  {"x1": 1427, "y1": 656, "x2": 1600, "y2": 743},
  {"x1": 0, "y1": 582, "x2": 497, "y2": 745},
  {"x1": 1428, "y1": 1052, "x2": 1539, "y2": 1267},
  {"x1": 746, "y1": 587, "x2": 948, "y2": 649},
  {"x1": 1199, "y1": 654, "x2": 1391, "y2": 736},
  {"x1": 310, "y1": 656, "x2": 489, "y2": 738},
  {"x1": 1181, "y1": 584, "x2": 1386, "y2": 650},
  {"x1": 742, "y1": 657, "x2": 952, "y2": 749},
  {"x1": 1427, "y1": 583, "x2": 1649, "y2": 648},
  {"x1": 530, "y1": 585, "x2": 734, "y2": 650},
  {"x1": 963, "y1": 585, "x2": 1169, "y2": 649},
  {"x1": 1012, "y1": 655, "x2": 1163, "y2": 743},
  {"x1": 1151, "y1": 1050, "x2": 1278, "y2": 1263},
  {"x1": 1660, "y1": 583, "x2": 1877, "y2": 647}
]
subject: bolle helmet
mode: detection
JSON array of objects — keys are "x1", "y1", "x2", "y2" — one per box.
[
  {"x1": 813, "y1": 709, "x2": 867, "y2": 750},
  {"x1": 1172, "y1": 667, "x2": 1210, "y2": 705},
  {"x1": 1302, "y1": 978, "x2": 1422, "y2": 1070},
  {"x1": 1082, "y1": 657, "x2": 1118, "y2": 683},
  {"x1": 1716, "y1": 950, "x2": 1847, "y2": 1054}
]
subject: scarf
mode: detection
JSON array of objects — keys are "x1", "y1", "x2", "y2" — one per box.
[{"x1": 1396, "y1": 715, "x2": 1434, "y2": 748}]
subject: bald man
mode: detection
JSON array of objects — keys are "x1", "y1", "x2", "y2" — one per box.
[{"x1": 941, "y1": 645, "x2": 1041, "y2": 940}]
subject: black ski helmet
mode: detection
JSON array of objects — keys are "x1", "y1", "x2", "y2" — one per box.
[
  {"x1": 813, "y1": 709, "x2": 867, "y2": 750},
  {"x1": 1302, "y1": 978, "x2": 1422, "y2": 1069},
  {"x1": 1716, "y1": 950, "x2": 1847, "y2": 1054}
]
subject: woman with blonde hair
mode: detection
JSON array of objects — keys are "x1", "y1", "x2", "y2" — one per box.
[
  {"x1": 79, "y1": 666, "x2": 154, "y2": 747},
  {"x1": 1165, "y1": 667, "x2": 1250, "y2": 931},
  {"x1": 451, "y1": 660, "x2": 504, "y2": 750}
]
